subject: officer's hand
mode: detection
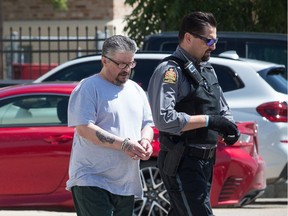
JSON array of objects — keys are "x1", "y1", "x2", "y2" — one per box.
[
  {"x1": 207, "y1": 115, "x2": 240, "y2": 145},
  {"x1": 222, "y1": 130, "x2": 241, "y2": 146}
]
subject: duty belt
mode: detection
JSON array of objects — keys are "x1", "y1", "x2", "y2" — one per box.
[{"x1": 185, "y1": 147, "x2": 216, "y2": 159}]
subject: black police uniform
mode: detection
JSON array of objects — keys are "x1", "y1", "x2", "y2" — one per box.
[{"x1": 147, "y1": 46, "x2": 235, "y2": 216}]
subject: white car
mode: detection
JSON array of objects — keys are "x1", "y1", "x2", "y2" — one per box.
[{"x1": 34, "y1": 53, "x2": 288, "y2": 184}]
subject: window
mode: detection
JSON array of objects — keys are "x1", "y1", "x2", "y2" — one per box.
[
  {"x1": 0, "y1": 95, "x2": 69, "y2": 126},
  {"x1": 161, "y1": 42, "x2": 178, "y2": 52},
  {"x1": 212, "y1": 64, "x2": 244, "y2": 92},
  {"x1": 246, "y1": 42, "x2": 287, "y2": 68},
  {"x1": 44, "y1": 61, "x2": 101, "y2": 82},
  {"x1": 130, "y1": 59, "x2": 162, "y2": 91},
  {"x1": 258, "y1": 68, "x2": 288, "y2": 94}
]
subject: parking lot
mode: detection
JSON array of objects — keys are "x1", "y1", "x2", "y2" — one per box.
[{"x1": 0, "y1": 198, "x2": 286, "y2": 216}]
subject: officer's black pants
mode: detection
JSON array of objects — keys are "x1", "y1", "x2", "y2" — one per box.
[{"x1": 158, "y1": 150, "x2": 215, "y2": 216}]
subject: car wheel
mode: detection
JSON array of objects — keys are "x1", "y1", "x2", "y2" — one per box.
[{"x1": 133, "y1": 159, "x2": 170, "y2": 216}]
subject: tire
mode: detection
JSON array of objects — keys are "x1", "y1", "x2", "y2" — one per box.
[{"x1": 133, "y1": 159, "x2": 170, "y2": 216}]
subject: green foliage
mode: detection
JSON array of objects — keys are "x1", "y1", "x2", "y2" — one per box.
[
  {"x1": 124, "y1": 0, "x2": 287, "y2": 46},
  {"x1": 123, "y1": 0, "x2": 169, "y2": 46},
  {"x1": 253, "y1": 0, "x2": 287, "y2": 33},
  {"x1": 50, "y1": 0, "x2": 68, "y2": 10}
]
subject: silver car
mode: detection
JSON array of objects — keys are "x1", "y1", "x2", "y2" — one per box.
[{"x1": 34, "y1": 53, "x2": 288, "y2": 184}]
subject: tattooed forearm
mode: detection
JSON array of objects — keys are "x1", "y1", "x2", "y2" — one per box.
[{"x1": 96, "y1": 131, "x2": 115, "y2": 144}]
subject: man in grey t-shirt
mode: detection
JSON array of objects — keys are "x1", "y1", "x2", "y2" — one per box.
[{"x1": 66, "y1": 35, "x2": 154, "y2": 216}]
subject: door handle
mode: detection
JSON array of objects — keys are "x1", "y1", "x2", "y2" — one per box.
[{"x1": 44, "y1": 135, "x2": 72, "y2": 145}]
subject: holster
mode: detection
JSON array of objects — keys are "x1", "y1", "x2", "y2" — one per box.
[{"x1": 160, "y1": 133, "x2": 185, "y2": 176}]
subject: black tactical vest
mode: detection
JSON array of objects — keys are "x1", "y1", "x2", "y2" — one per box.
[{"x1": 163, "y1": 56, "x2": 221, "y2": 145}]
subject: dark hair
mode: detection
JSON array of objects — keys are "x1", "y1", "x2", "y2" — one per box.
[{"x1": 178, "y1": 11, "x2": 217, "y2": 42}]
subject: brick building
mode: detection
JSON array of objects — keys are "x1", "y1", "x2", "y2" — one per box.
[
  {"x1": 1, "y1": 0, "x2": 133, "y2": 35},
  {"x1": 0, "y1": 0, "x2": 134, "y2": 79}
]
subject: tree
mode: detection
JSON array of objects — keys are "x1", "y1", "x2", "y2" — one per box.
[
  {"x1": 49, "y1": 0, "x2": 68, "y2": 10},
  {"x1": 252, "y1": 0, "x2": 287, "y2": 33},
  {"x1": 124, "y1": 0, "x2": 287, "y2": 46}
]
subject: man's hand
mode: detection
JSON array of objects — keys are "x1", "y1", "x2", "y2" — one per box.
[
  {"x1": 207, "y1": 115, "x2": 240, "y2": 145},
  {"x1": 222, "y1": 130, "x2": 241, "y2": 145},
  {"x1": 138, "y1": 138, "x2": 153, "y2": 160},
  {"x1": 121, "y1": 138, "x2": 152, "y2": 160}
]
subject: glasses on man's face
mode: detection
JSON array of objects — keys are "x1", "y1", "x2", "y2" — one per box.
[
  {"x1": 190, "y1": 32, "x2": 218, "y2": 46},
  {"x1": 103, "y1": 55, "x2": 137, "y2": 69}
]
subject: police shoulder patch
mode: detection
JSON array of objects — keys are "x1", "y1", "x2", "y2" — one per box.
[{"x1": 163, "y1": 67, "x2": 177, "y2": 84}]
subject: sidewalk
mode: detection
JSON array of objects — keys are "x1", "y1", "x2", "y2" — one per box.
[
  {"x1": 0, "y1": 198, "x2": 286, "y2": 216},
  {"x1": 256, "y1": 198, "x2": 288, "y2": 204}
]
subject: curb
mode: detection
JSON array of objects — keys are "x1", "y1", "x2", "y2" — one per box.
[{"x1": 256, "y1": 198, "x2": 288, "y2": 204}]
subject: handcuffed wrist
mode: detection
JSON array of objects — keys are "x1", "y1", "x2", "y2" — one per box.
[{"x1": 140, "y1": 137, "x2": 152, "y2": 143}]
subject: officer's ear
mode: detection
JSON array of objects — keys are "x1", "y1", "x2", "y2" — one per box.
[{"x1": 184, "y1": 32, "x2": 193, "y2": 44}]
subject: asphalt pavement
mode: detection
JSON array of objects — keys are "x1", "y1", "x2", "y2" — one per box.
[{"x1": 0, "y1": 198, "x2": 287, "y2": 216}]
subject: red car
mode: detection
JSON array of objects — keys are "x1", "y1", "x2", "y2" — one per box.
[{"x1": 0, "y1": 83, "x2": 266, "y2": 215}]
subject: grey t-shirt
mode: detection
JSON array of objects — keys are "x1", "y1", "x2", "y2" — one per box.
[{"x1": 66, "y1": 74, "x2": 153, "y2": 198}]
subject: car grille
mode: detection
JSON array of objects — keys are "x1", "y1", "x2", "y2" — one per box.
[{"x1": 219, "y1": 177, "x2": 244, "y2": 202}]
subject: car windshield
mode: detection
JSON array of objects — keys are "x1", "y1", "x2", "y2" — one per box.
[
  {"x1": 41, "y1": 58, "x2": 162, "y2": 91},
  {"x1": 258, "y1": 68, "x2": 288, "y2": 94}
]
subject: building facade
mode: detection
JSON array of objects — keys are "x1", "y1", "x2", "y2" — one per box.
[
  {"x1": 0, "y1": 0, "x2": 134, "y2": 79},
  {"x1": 2, "y1": 0, "x2": 132, "y2": 35}
]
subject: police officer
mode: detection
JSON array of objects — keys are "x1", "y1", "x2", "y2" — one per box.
[{"x1": 147, "y1": 12, "x2": 240, "y2": 216}]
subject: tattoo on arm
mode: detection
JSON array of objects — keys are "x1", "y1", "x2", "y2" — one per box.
[{"x1": 96, "y1": 131, "x2": 115, "y2": 144}]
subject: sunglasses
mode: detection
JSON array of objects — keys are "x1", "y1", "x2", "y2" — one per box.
[
  {"x1": 103, "y1": 55, "x2": 137, "y2": 69},
  {"x1": 190, "y1": 32, "x2": 218, "y2": 46}
]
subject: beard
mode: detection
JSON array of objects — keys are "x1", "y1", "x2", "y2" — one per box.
[
  {"x1": 115, "y1": 71, "x2": 130, "y2": 85},
  {"x1": 201, "y1": 50, "x2": 212, "y2": 62}
]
